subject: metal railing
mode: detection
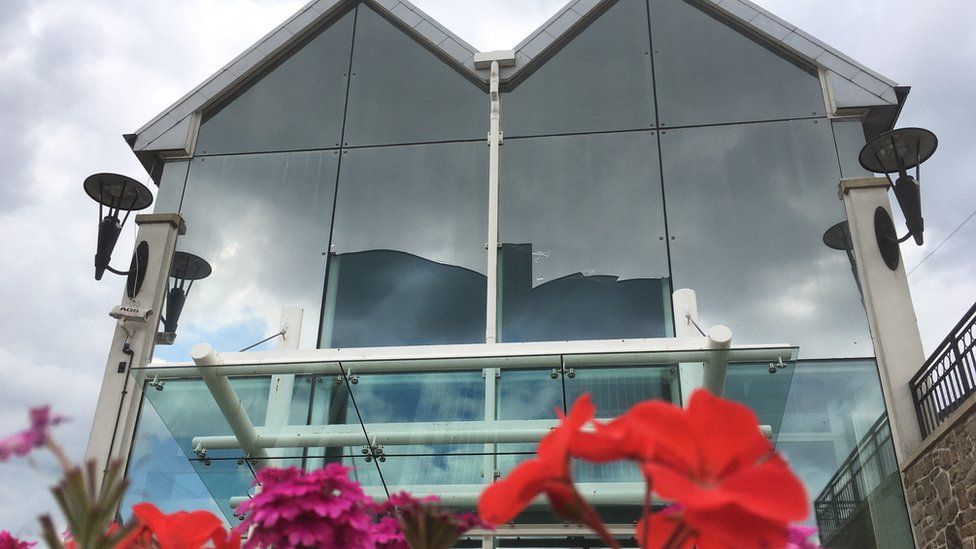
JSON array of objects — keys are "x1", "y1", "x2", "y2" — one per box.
[
  {"x1": 813, "y1": 414, "x2": 898, "y2": 541},
  {"x1": 910, "y1": 300, "x2": 976, "y2": 438}
]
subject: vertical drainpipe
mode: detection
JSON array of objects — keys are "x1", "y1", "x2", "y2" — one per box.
[
  {"x1": 474, "y1": 51, "x2": 516, "y2": 549},
  {"x1": 485, "y1": 60, "x2": 501, "y2": 345}
]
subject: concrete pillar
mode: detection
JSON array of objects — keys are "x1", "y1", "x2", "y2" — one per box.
[
  {"x1": 84, "y1": 213, "x2": 184, "y2": 485},
  {"x1": 839, "y1": 177, "x2": 925, "y2": 461}
]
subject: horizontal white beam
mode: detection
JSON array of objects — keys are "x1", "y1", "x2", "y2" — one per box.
[
  {"x1": 193, "y1": 419, "x2": 559, "y2": 451},
  {"x1": 230, "y1": 482, "x2": 654, "y2": 509},
  {"x1": 136, "y1": 337, "x2": 795, "y2": 381},
  {"x1": 192, "y1": 419, "x2": 774, "y2": 452}
]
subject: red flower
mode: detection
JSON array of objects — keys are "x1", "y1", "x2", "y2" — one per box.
[
  {"x1": 602, "y1": 390, "x2": 808, "y2": 549},
  {"x1": 129, "y1": 503, "x2": 231, "y2": 549},
  {"x1": 478, "y1": 395, "x2": 618, "y2": 548}
]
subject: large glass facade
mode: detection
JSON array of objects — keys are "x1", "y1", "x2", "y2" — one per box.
[{"x1": 132, "y1": 0, "x2": 913, "y2": 545}]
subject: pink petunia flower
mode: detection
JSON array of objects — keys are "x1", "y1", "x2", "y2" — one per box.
[
  {"x1": 0, "y1": 530, "x2": 36, "y2": 549},
  {"x1": 786, "y1": 525, "x2": 822, "y2": 549},
  {"x1": 235, "y1": 464, "x2": 375, "y2": 549},
  {"x1": 376, "y1": 491, "x2": 490, "y2": 549},
  {"x1": 0, "y1": 406, "x2": 67, "y2": 461}
]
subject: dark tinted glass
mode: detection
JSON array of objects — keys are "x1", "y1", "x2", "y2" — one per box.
[
  {"x1": 661, "y1": 119, "x2": 870, "y2": 358},
  {"x1": 323, "y1": 142, "x2": 487, "y2": 347},
  {"x1": 196, "y1": 10, "x2": 355, "y2": 155},
  {"x1": 832, "y1": 117, "x2": 874, "y2": 178},
  {"x1": 153, "y1": 160, "x2": 188, "y2": 214},
  {"x1": 504, "y1": 0, "x2": 655, "y2": 136},
  {"x1": 499, "y1": 131, "x2": 670, "y2": 342},
  {"x1": 155, "y1": 151, "x2": 337, "y2": 361},
  {"x1": 648, "y1": 0, "x2": 826, "y2": 127},
  {"x1": 342, "y1": 4, "x2": 484, "y2": 146}
]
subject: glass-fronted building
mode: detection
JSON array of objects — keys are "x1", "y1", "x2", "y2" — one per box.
[{"x1": 101, "y1": 0, "x2": 919, "y2": 546}]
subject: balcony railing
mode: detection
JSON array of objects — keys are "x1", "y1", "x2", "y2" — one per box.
[
  {"x1": 813, "y1": 414, "x2": 898, "y2": 541},
  {"x1": 910, "y1": 300, "x2": 976, "y2": 438}
]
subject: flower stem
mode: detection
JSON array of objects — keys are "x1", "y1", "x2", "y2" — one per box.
[
  {"x1": 45, "y1": 433, "x2": 74, "y2": 473},
  {"x1": 662, "y1": 522, "x2": 692, "y2": 549}
]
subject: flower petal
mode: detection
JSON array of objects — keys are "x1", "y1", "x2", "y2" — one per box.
[
  {"x1": 685, "y1": 504, "x2": 790, "y2": 549},
  {"x1": 714, "y1": 454, "x2": 809, "y2": 523},
  {"x1": 686, "y1": 390, "x2": 772, "y2": 478},
  {"x1": 478, "y1": 459, "x2": 550, "y2": 525}
]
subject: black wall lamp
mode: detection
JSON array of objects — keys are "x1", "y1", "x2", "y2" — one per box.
[
  {"x1": 857, "y1": 127, "x2": 939, "y2": 270},
  {"x1": 822, "y1": 221, "x2": 862, "y2": 295},
  {"x1": 84, "y1": 173, "x2": 154, "y2": 297},
  {"x1": 157, "y1": 251, "x2": 212, "y2": 345}
]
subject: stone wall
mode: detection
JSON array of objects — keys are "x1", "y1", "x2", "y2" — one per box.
[{"x1": 902, "y1": 402, "x2": 976, "y2": 549}]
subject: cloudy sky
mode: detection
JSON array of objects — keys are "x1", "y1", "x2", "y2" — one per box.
[{"x1": 0, "y1": 0, "x2": 973, "y2": 537}]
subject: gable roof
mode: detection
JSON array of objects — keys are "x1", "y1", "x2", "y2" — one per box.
[{"x1": 127, "y1": 0, "x2": 907, "y2": 179}]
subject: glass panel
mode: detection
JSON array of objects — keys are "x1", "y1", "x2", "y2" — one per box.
[
  {"x1": 374, "y1": 452, "x2": 486, "y2": 488},
  {"x1": 323, "y1": 142, "x2": 487, "y2": 347},
  {"x1": 155, "y1": 151, "x2": 337, "y2": 362},
  {"x1": 503, "y1": 0, "x2": 655, "y2": 136},
  {"x1": 499, "y1": 131, "x2": 670, "y2": 342},
  {"x1": 195, "y1": 9, "x2": 355, "y2": 155},
  {"x1": 661, "y1": 119, "x2": 870, "y2": 358},
  {"x1": 153, "y1": 160, "x2": 188, "y2": 214},
  {"x1": 141, "y1": 377, "x2": 308, "y2": 460},
  {"x1": 648, "y1": 0, "x2": 826, "y2": 127},
  {"x1": 723, "y1": 362, "x2": 796, "y2": 444},
  {"x1": 343, "y1": 4, "x2": 484, "y2": 146},
  {"x1": 776, "y1": 360, "x2": 913, "y2": 547},
  {"x1": 564, "y1": 365, "x2": 677, "y2": 417},
  {"x1": 832, "y1": 118, "x2": 874, "y2": 179},
  {"x1": 348, "y1": 371, "x2": 484, "y2": 425},
  {"x1": 123, "y1": 401, "x2": 226, "y2": 519},
  {"x1": 497, "y1": 369, "x2": 565, "y2": 420}
]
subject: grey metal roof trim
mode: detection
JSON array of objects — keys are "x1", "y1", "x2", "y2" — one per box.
[{"x1": 130, "y1": 0, "x2": 903, "y2": 171}]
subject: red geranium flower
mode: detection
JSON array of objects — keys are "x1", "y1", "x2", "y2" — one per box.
[
  {"x1": 129, "y1": 503, "x2": 233, "y2": 549},
  {"x1": 477, "y1": 395, "x2": 618, "y2": 548},
  {"x1": 589, "y1": 390, "x2": 808, "y2": 549}
]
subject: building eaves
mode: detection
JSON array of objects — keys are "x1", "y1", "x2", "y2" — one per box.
[
  {"x1": 130, "y1": 0, "x2": 481, "y2": 162},
  {"x1": 130, "y1": 0, "x2": 904, "y2": 174}
]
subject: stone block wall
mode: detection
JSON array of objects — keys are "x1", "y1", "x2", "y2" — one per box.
[{"x1": 902, "y1": 403, "x2": 976, "y2": 549}]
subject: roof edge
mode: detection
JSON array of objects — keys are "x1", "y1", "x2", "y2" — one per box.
[{"x1": 129, "y1": 0, "x2": 905, "y2": 170}]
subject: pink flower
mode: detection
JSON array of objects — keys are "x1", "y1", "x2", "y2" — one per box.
[
  {"x1": 0, "y1": 531, "x2": 35, "y2": 549},
  {"x1": 372, "y1": 515, "x2": 407, "y2": 549},
  {"x1": 377, "y1": 492, "x2": 490, "y2": 549},
  {"x1": 786, "y1": 525, "x2": 822, "y2": 549},
  {"x1": 0, "y1": 406, "x2": 66, "y2": 461},
  {"x1": 235, "y1": 465, "x2": 375, "y2": 549}
]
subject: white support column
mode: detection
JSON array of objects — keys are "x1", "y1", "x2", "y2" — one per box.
[
  {"x1": 485, "y1": 60, "x2": 502, "y2": 344},
  {"x1": 673, "y1": 289, "x2": 704, "y2": 406},
  {"x1": 84, "y1": 214, "x2": 184, "y2": 485},
  {"x1": 839, "y1": 177, "x2": 925, "y2": 461},
  {"x1": 264, "y1": 306, "x2": 303, "y2": 458},
  {"x1": 192, "y1": 343, "x2": 270, "y2": 461},
  {"x1": 702, "y1": 325, "x2": 733, "y2": 396}
]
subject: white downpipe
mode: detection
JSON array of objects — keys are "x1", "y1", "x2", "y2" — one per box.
[
  {"x1": 264, "y1": 307, "x2": 302, "y2": 458},
  {"x1": 486, "y1": 60, "x2": 501, "y2": 344},
  {"x1": 702, "y1": 325, "x2": 733, "y2": 396},
  {"x1": 191, "y1": 343, "x2": 269, "y2": 461}
]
